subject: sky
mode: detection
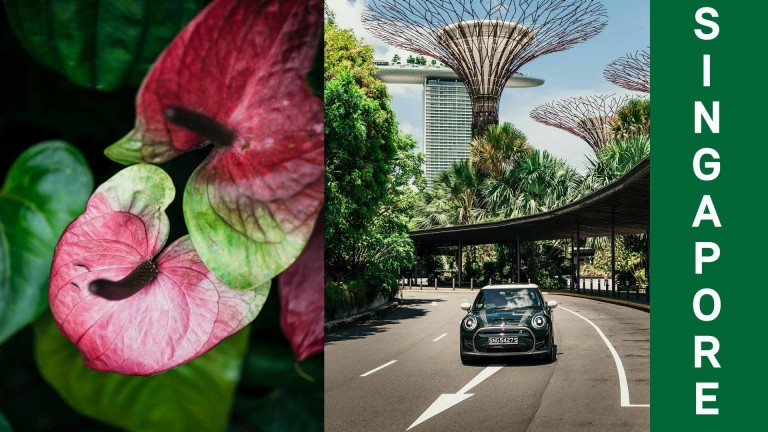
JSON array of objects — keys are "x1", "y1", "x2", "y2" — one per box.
[{"x1": 327, "y1": 0, "x2": 650, "y2": 171}]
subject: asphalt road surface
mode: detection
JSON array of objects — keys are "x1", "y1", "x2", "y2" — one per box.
[{"x1": 325, "y1": 291, "x2": 649, "y2": 432}]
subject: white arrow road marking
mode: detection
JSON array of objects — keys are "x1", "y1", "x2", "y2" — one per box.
[
  {"x1": 432, "y1": 333, "x2": 447, "y2": 342},
  {"x1": 560, "y1": 306, "x2": 649, "y2": 408},
  {"x1": 431, "y1": 301, "x2": 437, "y2": 306},
  {"x1": 360, "y1": 360, "x2": 397, "y2": 377},
  {"x1": 407, "y1": 365, "x2": 504, "y2": 430}
]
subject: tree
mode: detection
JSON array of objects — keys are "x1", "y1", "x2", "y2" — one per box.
[
  {"x1": 416, "y1": 55, "x2": 427, "y2": 65},
  {"x1": 612, "y1": 98, "x2": 650, "y2": 140},
  {"x1": 407, "y1": 54, "x2": 415, "y2": 64},
  {"x1": 356, "y1": 133, "x2": 424, "y2": 294},
  {"x1": 575, "y1": 135, "x2": 650, "y2": 199},
  {"x1": 324, "y1": 21, "x2": 423, "y2": 308},
  {"x1": 325, "y1": 69, "x2": 398, "y2": 276},
  {"x1": 470, "y1": 122, "x2": 533, "y2": 181},
  {"x1": 325, "y1": 21, "x2": 389, "y2": 103},
  {"x1": 431, "y1": 59, "x2": 437, "y2": 66},
  {"x1": 414, "y1": 160, "x2": 486, "y2": 229},
  {"x1": 392, "y1": 53, "x2": 401, "y2": 64}
]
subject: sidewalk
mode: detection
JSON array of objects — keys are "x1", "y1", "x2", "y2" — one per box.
[{"x1": 324, "y1": 301, "x2": 400, "y2": 332}]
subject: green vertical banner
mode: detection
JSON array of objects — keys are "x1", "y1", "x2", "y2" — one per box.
[{"x1": 652, "y1": 1, "x2": 766, "y2": 429}]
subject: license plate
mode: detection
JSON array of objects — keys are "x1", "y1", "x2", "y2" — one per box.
[{"x1": 488, "y1": 336, "x2": 518, "y2": 345}]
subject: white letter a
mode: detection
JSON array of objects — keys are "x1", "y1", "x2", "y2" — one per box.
[{"x1": 693, "y1": 195, "x2": 721, "y2": 227}]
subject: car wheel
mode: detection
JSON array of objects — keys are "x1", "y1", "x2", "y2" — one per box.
[{"x1": 547, "y1": 344, "x2": 557, "y2": 363}]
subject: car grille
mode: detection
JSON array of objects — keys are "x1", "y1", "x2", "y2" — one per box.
[
  {"x1": 472, "y1": 327, "x2": 535, "y2": 353},
  {"x1": 490, "y1": 318, "x2": 522, "y2": 326}
]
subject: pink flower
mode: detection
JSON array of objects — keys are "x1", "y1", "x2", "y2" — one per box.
[{"x1": 49, "y1": 165, "x2": 265, "y2": 375}]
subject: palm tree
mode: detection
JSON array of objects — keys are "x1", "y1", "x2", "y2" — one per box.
[
  {"x1": 470, "y1": 122, "x2": 533, "y2": 181},
  {"x1": 413, "y1": 160, "x2": 486, "y2": 229},
  {"x1": 575, "y1": 135, "x2": 650, "y2": 199},
  {"x1": 612, "y1": 99, "x2": 650, "y2": 140},
  {"x1": 483, "y1": 150, "x2": 579, "y2": 219}
]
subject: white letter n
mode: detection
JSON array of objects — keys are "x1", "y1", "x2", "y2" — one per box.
[{"x1": 695, "y1": 101, "x2": 719, "y2": 133}]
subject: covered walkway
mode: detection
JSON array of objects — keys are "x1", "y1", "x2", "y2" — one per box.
[{"x1": 408, "y1": 158, "x2": 650, "y2": 299}]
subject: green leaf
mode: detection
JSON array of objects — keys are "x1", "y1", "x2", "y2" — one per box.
[
  {"x1": 233, "y1": 388, "x2": 322, "y2": 432},
  {"x1": 0, "y1": 141, "x2": 92, "y2": 344},
  {"x1": 3, "y1": 0, "x2": 204, "y2": 91},
  {"x1": 2, "y1": 140, "x2": 93, "y2": 231},
  {"x1": 0, "y1": 410, "x2": 12, "y2": 432},
  {"x1": 34, "y1": 312, "x2": 249, "y2": 432}
]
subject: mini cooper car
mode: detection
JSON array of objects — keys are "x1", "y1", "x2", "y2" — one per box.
[{"x1": 459, "y1": 284, "x2": 558, "y2": 364}]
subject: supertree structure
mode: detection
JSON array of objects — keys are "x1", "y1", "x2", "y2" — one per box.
[
  {"x1": 362, "y1": 0, "x2": 608, "y2": 137},
  {"x1": 530, "y1": 94, "x2": 641, "y2": 152},
  {"x1": 604, "y1": 48, "x2": 650, "y2": 93}
]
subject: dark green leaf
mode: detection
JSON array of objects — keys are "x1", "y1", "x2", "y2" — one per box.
[
  {"x1": 0, "y1": 141, "x2": 92, "y2": 344},
  {"x1": 240, "y1": 341, "x2": 323, "y2": 389},
  {"x1": 34, "y1": 312, "x2": 250, "y2": 432},
  {"x1": 3, "y1": 0, "x2": 204, "y2": 91},
  {"x1": 233, "y1": 388, "x2": 322, "y2": 432},
  {"x1": 0, "y1": 410, "x2": 12, "y2": 432}
]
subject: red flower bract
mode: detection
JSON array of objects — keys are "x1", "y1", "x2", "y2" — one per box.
[
  {"x1": 49, "y1": 165, "x2": 266, "y2": 375},
  {"x1": 279, "y1": 220, "x2": 323, "y2": 362},
  {"x1": 105, "y1": 0, "x2": 324, "y2": 290}
]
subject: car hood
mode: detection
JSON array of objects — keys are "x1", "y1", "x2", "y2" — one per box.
[{"x1": 475, "y1": 307, "x2": 543, "y2": 327}]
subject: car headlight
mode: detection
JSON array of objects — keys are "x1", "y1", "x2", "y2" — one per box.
[
  {"x1": 463, "y1": 316, "x2": 478, "y2": 331},
  {"x1": 531, "y1": 314, "x2": 547, "y2": 329}
]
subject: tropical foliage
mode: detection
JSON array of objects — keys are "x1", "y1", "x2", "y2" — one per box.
[
  {"x1": 612, "y1": 98, "x2": 650, "y2": 140},
  {"x1": 0, "y1": 1, "x2": 323, "y2": 430},
  {"x1": 415, "y1": 96, "x2": 650, "y2": 290},
  {"x1": 325, "y1": 20, "x2": 424, "y2": 316}
]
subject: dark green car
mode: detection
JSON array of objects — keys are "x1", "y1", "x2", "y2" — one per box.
[{"x1": 459, "y1": 284, "x2": 558, "y2": 364}]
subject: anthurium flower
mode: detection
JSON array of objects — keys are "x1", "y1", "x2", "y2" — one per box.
[
  {"x1": 104, "y1": 0, "x2": 324, "y2": 290},
  {"x1": 49, "y1": 165, "x2": 267, "y2": 375},
  {"x1": 279, "y1": 220, "x2": 323, "y2": 362}
]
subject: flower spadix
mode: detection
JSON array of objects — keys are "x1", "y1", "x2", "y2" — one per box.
[{"x1": 49, "y1": 165, "x2": 266, "y2": 375}]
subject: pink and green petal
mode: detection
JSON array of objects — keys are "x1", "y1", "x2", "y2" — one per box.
[
  {"x1": 104, "y1": 0, "x2": 324, "y2": 289},
  {"x1": 50, "y1": 165, "x2": 266, "y2": 375},
  {"x1": 184, "y1": 148, "x2": 323, "y2": 289}
]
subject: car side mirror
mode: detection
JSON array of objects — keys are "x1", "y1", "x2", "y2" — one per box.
[
  {"x1": 460, "y1": 302, "x2": 471, "y2": 311},
  {"x1": 547, "y1": 300, "x2": 558, "y2": 309}
]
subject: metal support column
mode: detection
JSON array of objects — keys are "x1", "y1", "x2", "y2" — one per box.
[
  {"x1": 516, "y1": 233, "x2": 521, "y2": 283},
  {"x1": 414, "y1": 255, "x2": 419, "y2": 290},
  {"x1": 576, "y1": 221, "x2": 581, "y2": 294},
  {"x1": 611, "y1": 208, "x2": 616, "y2": 298},
  {"x1": 646, "y1": 229, "x2": 650, "y2": 302},
  {"x1": 570, "y1": 237, "x2": 575, "y2": 292},
  {"x1": 457, "y1": 239, "x2": 463, "y2": 288}
]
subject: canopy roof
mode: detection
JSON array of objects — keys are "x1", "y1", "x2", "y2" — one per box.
[{"x1": 410, "y1": 157, "x2": 649, "y2": 248}]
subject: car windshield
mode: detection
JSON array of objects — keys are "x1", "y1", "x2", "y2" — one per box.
[{"x1": 473, "y1": 288, "x2": 542, "y2": 310}]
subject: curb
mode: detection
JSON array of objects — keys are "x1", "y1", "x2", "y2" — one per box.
[
  {"x1": 545, "y1": 292, "x2": 650, "y2": 312},
  {"x1": 325, "y1": 301, "x2": 400, "y2": 332},
  {"x1": 401, "y1": 288, "x2": 480, "y2": 294}
]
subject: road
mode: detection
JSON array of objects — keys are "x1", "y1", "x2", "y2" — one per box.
[{"x1": 325, "y1": 291, "x2": 649, "y2": 432}]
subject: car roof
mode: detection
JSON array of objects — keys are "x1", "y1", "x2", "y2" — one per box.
[{"x1": 481, "y1": 284, "x2": 539, "y2": 290}]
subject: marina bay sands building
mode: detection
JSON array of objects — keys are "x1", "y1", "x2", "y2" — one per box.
[{"x1": 375, "y1": 64, "x2": 543, "y2": 186}]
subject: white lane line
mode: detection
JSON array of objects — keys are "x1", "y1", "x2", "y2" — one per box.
[
  {"x1": 432, "y1": 333, "x2": 448, "y2": 342},
  {"x1": 455, "y1": 365, "x2": 504, "y2": 394},
  {"x1": 407, "y1": 365, "x2": 504, "y2": 430},
  {"x1": 360, "y1": 360, "x2": 397, "y2": 377},
  {"x1": 560, "y1": 306, "x2": 649, "y2": 408}
]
